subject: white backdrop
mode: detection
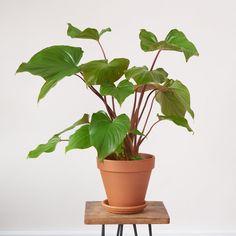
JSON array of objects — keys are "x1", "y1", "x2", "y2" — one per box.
[{"x1": 0, "y1": 0, "x2": 236, "y2": 234}]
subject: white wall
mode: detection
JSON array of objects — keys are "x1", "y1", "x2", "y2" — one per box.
[{"x1": 0, "y1": 0, "x2": 236, "y2": 234}]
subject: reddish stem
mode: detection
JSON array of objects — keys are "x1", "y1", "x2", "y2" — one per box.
[
  {"x1": 133, "y1": 50, "x2": 162, "y2": 151},
  {"x1": 131, "y1": 91, "x2": 137, "y2": 126},
  {"x1": 98, "y1": 40, "x2": 107, "y2": 60},
  {"x1": 131, "y1": 86, "x2": 146, "y2": 153},
  {"x1": 138, "y1": 119, "x2": 161, "y2": 146},
  {"x1": 75, "y1": 74, "x2": 115, "y2": 119},
  {"x1": 137, "y1": 93, "x2": 157, "y2": 147},
  {"x1": 150, "y1": 50, "x2": 161, "y2": 71},
  {"x1": 112, "y1": 97, "x2": 116, "y2": 116},
  {"x1": 134, "y1": 85, "x2": 146, "y2": 123},
  {"x1": 138, "y1": 89, "x2": 157, "y2": 124}
]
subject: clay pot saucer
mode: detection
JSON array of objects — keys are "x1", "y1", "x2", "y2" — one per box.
[{"x1": 102, "y1": 199, "x2": 147, "y2": 214}]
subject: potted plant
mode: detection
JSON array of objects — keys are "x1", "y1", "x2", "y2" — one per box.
[{"x1": 16, "y1": 24, "x2": 199, "y2": 214}]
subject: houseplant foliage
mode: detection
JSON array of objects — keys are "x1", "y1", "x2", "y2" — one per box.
[
  {"x1": 17, "y1": 24, "x2": 198, "y2": 213},
  {"x1": 16, "y1": 24, "x2": 198, "y2": 161}
]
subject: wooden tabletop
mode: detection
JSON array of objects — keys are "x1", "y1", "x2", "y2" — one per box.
[{"x1": 84, "y1": 201, "x2": 170, "y2": 224}]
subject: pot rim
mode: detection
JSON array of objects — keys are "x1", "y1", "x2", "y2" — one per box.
[
  {"x1": 97, "y1": 153, "x2": 155, "y2": 173},
  {"x1": 98, "y1": 152, "x2": 155, "y2": 163}
]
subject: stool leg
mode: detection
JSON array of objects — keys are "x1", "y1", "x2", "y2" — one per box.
[
  {"x1": 148, "y1": 224, "x2": 152, "y2": 236},
  {"x1": 133, "y1": 224, "x2": 138, "y2": 236},
  {"x1": 120, "y1": 224, "x2": 123, "y2": 236},
  {"x1": 116, "y1": 224, "x2": 121, "y2": 236},
  {"x1": 101, "y1": 224, "x2": 105, "y2": 236}
]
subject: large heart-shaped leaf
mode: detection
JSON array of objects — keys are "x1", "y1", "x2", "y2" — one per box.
[
  {"x1": 125, "y1": 66, "x2": 168, "y2": 84},
  {"x1": 79, "y1": 58, "x2": 129, "y2": 85},
  {"x1": 67, "y1": 23, "x2": 111, "y2": 40},
  {"x1": 156, "y1": 80, "x2": 194, "y2": 118},
  {"x1": 28, "y1": 136, "x2": 61, "y2": 158},
  {"x1": 16, "y1": 45, "x2": 83, "y2": 101},
  {"x1": 65, "y1": 125, "x2": 91, "y2": 152},
  {"x1": 100, "y1": 80, "x2": 134, "y2": 105},
  {"x1": 158, "y1": 115, "x2": 193, "y2": 132},
  {"x1": 139, "y1": 29, "x2": 199, "y2": 61},
  {"x1": 16, "y1": 45, "x2": 83, "y2": 80},
  {"x1": 90, "y1": 111, "x2": 130, "y2": 160},
  {"x1": 139, "y1": 29, "x2": 158, "y2": 51}
]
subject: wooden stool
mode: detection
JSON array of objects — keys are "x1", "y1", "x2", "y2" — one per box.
[{"x1": 84, "y1": 201, "x2": 170, "y2": 235}]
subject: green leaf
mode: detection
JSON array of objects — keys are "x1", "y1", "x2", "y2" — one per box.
[
  {"x1": 65, "y1": 125, "x2": 91, "y2": 152},
  {"x1": 139, "y1": 29, "x2": 158, "y2": 51},
  {"x1": 131, "y1": 155, "x2": 143, "y2": 160},
  {"x1": 114, "y1": 143, "x2": 125, "y2": 156},
  {"x1": 100, "y1": 80, "x2": 134, "y2": 105},
  {"x1": 139, "y1": 29, "x2": 199, "y2": 61},
  {"x1": 156, "y1": 80, "x2": 194, "y2": 118},
  {"x1": 67, "y1": 24, "x2": 111, "y2": 40},
  {"x1": 16, "y1": 46, "x2": 83, "y2": 80},
  {"x1": 56, "y1": 114, "x2": 89, "y2": 136},
  {"x1": 67, "y1": 23, "x2": 99, "y2": 40},
  {"x1": 125, "y1": 66, "x2": 167, "y2": 85},
  {"x1": 130, "y1": 129, "x2": 144, "y2": 136},
  {"x1": 90, "y1": 111, "x2": 131, "y2": 160},
  {"x1": 16, "y1": 45, "x2": 83, "y2": 101},
  {"x1": 27, "y1": 114, "x2": 89, "y2": 158},
  {"x1": 37, "y1": 80, "x2": 58, "y2": 102},
  {"x1": 158, "y1": 115, "x2": 193, "y2": 132},
  {"x1": 28, "y1": 136, "x2": 61, "y2": 158},
  {"x1": 99, "y1": 27, "x2": 112, "y2": 37},
  {"x1": 158, "y1": 29, "x2": 199, "y2": 61},
  {"x1": 79, "y1": 58, "x2": 129, "y2": 85}
]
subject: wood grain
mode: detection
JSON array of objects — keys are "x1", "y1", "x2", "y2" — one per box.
[{"x1": 84, "y1": 201, "x2": 170, "y2": 224}]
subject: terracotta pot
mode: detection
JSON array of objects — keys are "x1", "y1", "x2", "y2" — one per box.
[{"x1": 97, "y1": 153, "x2": 155, "y2": 214}]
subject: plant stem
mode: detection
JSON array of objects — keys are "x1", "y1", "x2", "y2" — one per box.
[
  {"x1": 127, "y1": 135, "x2": 135, "y2": 155},
  {"x1": 150, "y1": 50, "x2": 161, "y2": 71},
  {"x1": 104, "y1": 95, "x2": 107, "y2": 103},
  {"x1": 131, "y1": 91, "x2": 137, "y2": 124},
  {"x1": 124, "y1": 139, "x2": 132, "y2": 160},
  {"x1": 134, "y1": 86, "x2": 146, "y2": 122},
  {"x1": 97, "y1": 40, "x2": 110, "y2": 115},
  {"x1": 133, "y1": 50, "x2": 162, "y2": 151},
  {"x1": 98, "y1": 40, "x2": 107, "y2": 60},
  {"x1": 111, "y1": 97, "x2": 116, "y2": 115},
  {"x1": 130, "y1": 91, "x2": 138, "y2": 144},
  {"x1": 131, "y1": 86, "x2": 146, "y2": 152},
  {"x1": 139, "y1": 119, "x2": 161, "y2": 146},
  {"x1": 75, "y1": 73, "x2": 84, "y2": 80},
  {"x1": 138, "y1": 89, "x2": 157, "y2": 124},
  {"x1": 104, "y1": 96, "x2": 116, "y2": 118},
  {"x1": 60, "y1": 139, "x2": 69, "y2": 142},
  {"x1": 75, "y1": 74, "x2": 115, "y2": 119},
  {"x1": 135, "y1": 85, "x2": 146, "y2": 128},
  {"x1": 137, "y1": 93, "x2": 157, "y2": 147}
]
